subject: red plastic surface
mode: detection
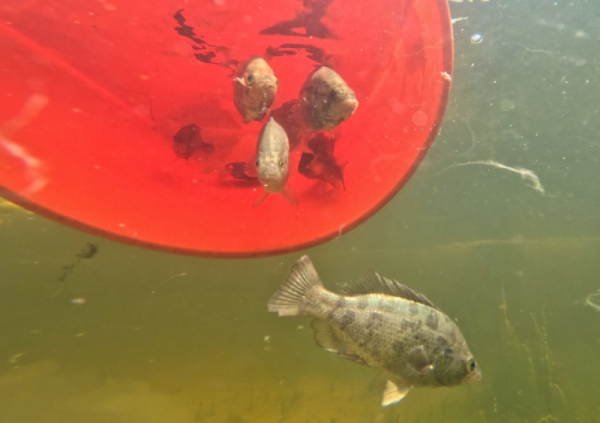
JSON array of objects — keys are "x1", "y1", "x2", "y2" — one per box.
[{"x1": 0, "y1": 0, "x2": 452, "y2": 257}]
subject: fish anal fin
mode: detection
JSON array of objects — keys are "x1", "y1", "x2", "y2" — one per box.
[
  {"x1": 382, "y1": 379, "x2": 411, "y2": 407},
  {"x1": 311, "y1": 319, "x2": 367, "y2": 366},
  {"x1": 282, "y1": 185, "x2": 298, "y2": 206},
  {"x1": 339, "y1": 270, "x2": 441, "y2": 311}
]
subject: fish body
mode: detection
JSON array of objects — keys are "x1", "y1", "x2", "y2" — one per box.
[
  {"x1": 270, "y1": 99, "x2": 314, "y2": 151},
  {"x1": 300, "y1": 67, "x2": 359, "y2": 131},
  {"x1": 233, "y1": 57, "x2": 278, "y2": 123},
  {"x1": 245, "y1": 117, "x2": 297, "y2": 206},
  {"x1": 173, "y1": 123, "x2": 213, "y2": 159},
  {"x1": 298, "y1": 133, "x2": 347, "y2": 190},
  {"x1": 268, "y1": 256, "x2": 481, "y2": 406}
]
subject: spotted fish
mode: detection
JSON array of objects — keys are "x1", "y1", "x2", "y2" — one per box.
[{"x1": 268, "y1": 256, "x2": 482, "y2": 406}]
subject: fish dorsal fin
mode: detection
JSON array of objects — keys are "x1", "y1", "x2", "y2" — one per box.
[
  {"x1": 311, "y1": 319, "x2": 367, "y2": 366},
  {"x1": 382, "y1": 379, "x2": 411, "y2": 407},
  {"x1": 339, "y1": 269, "x2": 441, "y2": 311}
]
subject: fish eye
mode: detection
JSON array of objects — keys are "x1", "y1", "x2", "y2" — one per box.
[
  {"x1": 468, "y1": 359, "x2": 476, "y2": 372},
  {"x1": 255, "y1": 160, "x2": 259, "y2": 167},
  {"x1": 278, "y1": 160, "x2": 284, "y2": 169},
  {"x1": 247, "y1": 74, "x2": 255, "y2": 84}
]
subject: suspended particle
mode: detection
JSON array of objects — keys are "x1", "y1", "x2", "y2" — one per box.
[{"x1": 471, "y1": 34, "x2": 483, "y2": 44}]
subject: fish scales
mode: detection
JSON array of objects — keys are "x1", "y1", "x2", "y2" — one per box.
[
  {"x1": 306, "y1": 291, "x2": 460, "y2": 386},
  {"x1": 268, "y1": 255, "x2": 481, "y2": 406}
]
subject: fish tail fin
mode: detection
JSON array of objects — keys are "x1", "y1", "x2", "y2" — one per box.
[{"x1": 268, "y1": 255, "x2": 324, "y2": 316}]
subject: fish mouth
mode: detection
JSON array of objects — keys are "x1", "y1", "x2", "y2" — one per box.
[
  {"x1": 259, "y1": 175, "x2": 285, "y2": 192},
  {"x1": 263, "y1": 82, "x2": 277, "y2": 92},
  {"x1": 466, "y1": 368, "x2": 483, "y2": 384},
  {"x1": 342, "y1": 98, "x2": 359, "y2": 116}
]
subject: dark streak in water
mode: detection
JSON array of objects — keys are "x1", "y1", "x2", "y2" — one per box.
[
  {"x1": 265, "y1": 44, "x2": 331, "y2": 66},
  {"x1": 260, "y1": 0, "x2": 335, "y2": 39},
  {"x1": 173, "y1": 9, "x2": 238, "y2": 71}
]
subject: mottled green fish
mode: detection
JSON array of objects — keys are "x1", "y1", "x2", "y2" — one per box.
[{"x1": 268, "y1": 256, "x2": 481, "y2": 406}]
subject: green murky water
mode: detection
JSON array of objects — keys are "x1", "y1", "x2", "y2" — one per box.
[{"x1": 2, "y1": 1, "x2": 600, "y2": 422}]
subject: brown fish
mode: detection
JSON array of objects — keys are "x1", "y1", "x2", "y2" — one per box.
[
  {"x1": 298, "y1": 133, "x2": 347, "y2": 190},
  {"x1": 300, "y1": 66, "x2": 358, "y2": 131},
  {"x1": 233, "y1": 57, "x2": 278, "y2": 123},
  {"x1": 270, "y1": 99, "x2": 314, "y2": 151},
  {"x1": 173, "y1": 123, "x2": 213, "y2": 159},
  {"x1": 268, "y1": 256, "x2": 482, "y2": 406}
]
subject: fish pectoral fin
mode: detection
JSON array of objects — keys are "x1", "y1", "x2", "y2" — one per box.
[
  {"x1": 243, "y1": 161, "x2": 259, "y2": 178},
  {"x1": 382, "y1": 379, "x2": 411, "y2": 407},
  {"x1": 282, "y1": 185, "x2": 298, "y2": 206},
  {"x1": 406, "y1": 346, "x2": 433, "y2": 375},
  {"x1": 312, "y1": 319, "x2": 367, "y2": 366},
  {"x1": 253, "y1": 191, "x2": 269, "y2": 207}
]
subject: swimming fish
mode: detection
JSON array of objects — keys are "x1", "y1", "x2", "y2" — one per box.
[
  {"x1": 173, "y1": 123, "x2": 213, "y2": 159},
  {"x1": 233, "y1": 57, "x2": 278, "y2": 123},
  {"x1": 298, "y1": 133, "x2": 347, "y2": 190},
  {"x1": 300, "y1": 66, "x2": 359, "y2": 131},
  {"x1": 270, "y1": 99, "x2": 314, "y2": 151},
  {"x1": 243, "y1": 117, "x2": 297, "y2": 206},
  {"x1": 268, "y1": 256, "x2": 482, "y2": 406}
]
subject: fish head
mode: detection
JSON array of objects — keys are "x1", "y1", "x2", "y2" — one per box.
[
  {"x1": 256, "y1": 151, "x2": 289, "y2": 193},
  {"x1": 234, "y1": 58, "x2": 278, "y2": 122},
  {"x1": 317, "y1": 88, "x2": 358, "y2": 130},
  {"x1": 331, "y1": 89, "x2": 359, "y2": 121},
  {"x1": 433, "y1": 342, "x2": 482, "y2": 387}
]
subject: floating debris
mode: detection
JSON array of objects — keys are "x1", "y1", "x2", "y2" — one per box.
[
  {"x1": 9, "y1": 353, "x2": 25, "y2": 365},
  {"x1": 584, "y1": 290, "x2": 600, "y2": 312},
  {"x1": 437, "y1": 160, "x2": 546, "y2": 195},
  {"x1": 76, "y1": 243, "x2": 99, "y2": 259},
  {"x1": 55, "y1": 242, "x2": 101, "y2": 288},
  {"x1": 70, "y1": 298, "x2": 87, "y2": 305},
  {"x1": 471, "y1": 34, "x2": 483, "y2": 44},
  {"x1": 451, "y1": 17, "x2": 468, "y2": 24}
]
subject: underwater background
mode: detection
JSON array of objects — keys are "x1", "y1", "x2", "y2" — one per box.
[{"x1": 1, "y1": 1, "x2": 600, "y2": 422}]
